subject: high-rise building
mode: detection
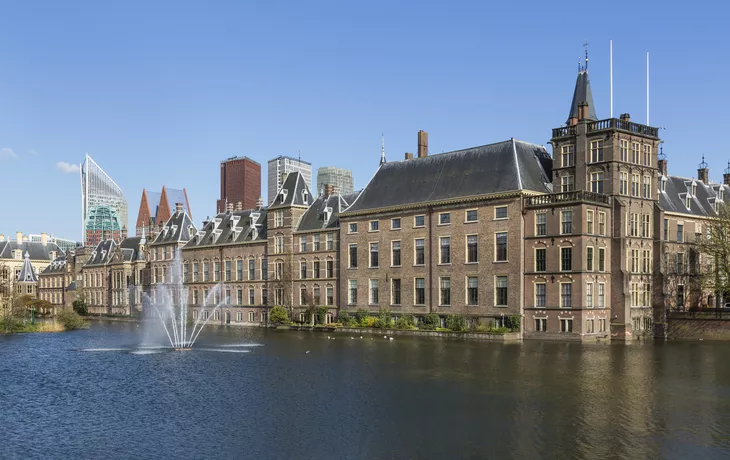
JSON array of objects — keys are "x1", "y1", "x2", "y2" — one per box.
[
  {"x1": 80, "y1": 154, "x2": 128, "y2": 246},
  {"x1": 316, "y1": 167, "x2": 354, "y2": 196},
  {"x1": 217, "y1": 156, "x2": 261, "y2": 213},
  {"x1": 267, "y1": 156, "x2": 312, "y2": 205}
]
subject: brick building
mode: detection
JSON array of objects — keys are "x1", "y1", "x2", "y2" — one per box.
[{"x1": 217, "y1": 156, "x2": 261, "y2": 213}]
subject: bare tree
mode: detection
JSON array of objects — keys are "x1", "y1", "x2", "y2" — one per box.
[
  {"x1": 698, "y1": 206, "x2": 730, "y2": 308},
  {"x1": 0, "y1": 263, "x2": 24, "y2": 332}
]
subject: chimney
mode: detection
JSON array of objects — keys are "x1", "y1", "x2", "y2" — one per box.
[
  {"x1": 175, "y1": 202, "x2": 184, "y2": 215},
  {"x1": 619, "y1": 113, "x2": 631, "y2": 122},
  {"x1": 568, "y1": 116, "x2": 578, "y2": 127},
  {"x1": 698, "y1": 168, "x2": 709, "y2": 185},
  {"x1": 578, "y1": 102, "x2": 589, "y2": 120},
  {"x1": 256, "y1": 197, "x2": 264, "y2": 211},
  {"x1": 16, "y1": 231, "x2": 22, "y2": 243},
  {"x1": 658, "y1": 158, "x2": 668, "y2": 177},
  {"x1": 0, "y1": 234, "x2": 4, "y2": 242},
  {"x1": 404, "y1": 152, "x2": 414, "y2": 160},
  {"x1": 417, "y1": 130, "x2": 428, "y2": 158},
  {"x1": 41, "y1": 232, "x2": 48, "y2": 246},
  {"x1": 724, "y1": 162, "x2": 730, "y2": 186},
  {"x1": 323, "y1": 184, "x2": 336, "y2": 198},
  {"x1": 235, "y1": 201, "x2": 243, "y2": 212}
]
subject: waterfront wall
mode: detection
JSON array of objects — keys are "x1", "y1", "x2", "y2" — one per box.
[{"x1": 667, "y1": 312, "x2": 730, "y2": 340}]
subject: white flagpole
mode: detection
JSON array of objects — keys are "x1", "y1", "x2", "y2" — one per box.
[
  {"x1": 610, "y1": 40, "x2": 613, "y2": 118},
  {"x1": 646, "y1": 51, "x2": 650, "y2": 125}
]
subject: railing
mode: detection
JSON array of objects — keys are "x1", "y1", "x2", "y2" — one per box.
[
  {"x1": 588, "y1": 118, "x2": 659, "y2": 138},
  {"x1": 524, "y1": 190, "x2": 611, "y2": 207},
  {"x1": 552, "y1": 126, "x2": 576, "y2": 138}
]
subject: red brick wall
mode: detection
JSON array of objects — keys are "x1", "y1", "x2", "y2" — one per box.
[{"x1": 218, "y1": 158, "x2": 261, "y2": 212}]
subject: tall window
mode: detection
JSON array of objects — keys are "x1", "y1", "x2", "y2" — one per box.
[
  {"x1": 535, "y1": 248, "x2": 546, "y2": 272},
  {"x1": 536, "y1": 213, "x2": 547, "y2": 236},
  {"x1": 313, "y1": 260, "x2": 320, "y2": 279},
  {"x1": 677, "y1": 285, "x2": 685, "y2": 308},
  {"x1": 249, "y1": 287, "x2": 255, "y2": 305},
  {"x1": 326, "y1": 233, "x2": 334, "y2": 250},
  {"x1": 415, "y1": 278, "x2": 425, "y2": 305},
  {"x1": 631, "y1": 142, "x2": 640, "y2": 163},
  {"x1": 349, "y1": 244, "x2": 358, "y2": 268},
  {"x1": 643, "y1": 144, "x2": 652, "y2": 166},
  {"x1": 630, "y1": 213, "x2": 639, "y2": 237},
  {"x1": 275, "y1": 261, "x2": 283, "y2": 280},
  {"x1": 249, "y1": 259, "x2": 255, "y2": 280},
  {"x1": 560, "y1": 283, "x2": 572, "y2": 308},
  {"x1": 440, "y1": 277, "x2": 451, "y2": 305},
  {"x1": 535, "y1": 283, "x2": 546, "y2": 307},
  {"x1": 495, "y1": 233, "x2": 508, "y2": 261},
  {"x1": 642, "y1": 249, "x2": 651, "y2": 273},
  {"x1": 561, "y1": 247, "x2": 572, "y2": 271},
  {"x1": 391, "y1": 241, "x2": 401, "y2": 266},
  {"x1": 643, "y1": 176, "x2": 652, "y2": 199},
  {"x1": 677, "y1": 224, "x2": 684, "y2": 242},
  {"x1": 642, "y1": 214, "x2": 651, "y2": 238},
  {"x1": 586, "y1": 210, "x2": 594, "y2": 234},
  {"x1": 348, "y1": 280, "x2": 357, "y2": 304},
  {"x1": 620, "y1": 172, "x2": 629, "y2": 195},
  {"x1": 274, "y1": 210, "x2": 283, "y2": 227},
  {"x1": 586, "y1": 247, "x2": 594, "y2": 271},
  {"x1": 275, "y1": 236, "x2": 284, "y2": 253},
  {"x1": 467, "y1": 276, "x2": 478, "y2": 305},
  {"x1": 300, "y1": 261, "x2": 307, "y2": 279},
  {"x1": 590, "y1": 140, "x2": 604, "y2": 163},
  {"x1": 440, "y1": 237, "x2": 451, "y2": 264},
  {"x1": 235, "y1": 260, "x2": 242, "y2": 280},
  {"x1": 183, "y1": 263, "x2": 189, "y2": 283},
  {"x1": 590, "y1": 172, "x2": 604, "y2": 193},
  {"x1": 620, "y1": 139, "x2": 629, "y2": 161},
  {"x1": 586, "y1": 283, "x2": 593, "y2": 308},
  {"x1": 631, "y1": 174, "x2": 640, "y2": 197},
  {"x1": 313, "y1": 234, "x2": 320, "y2": 251},
  {"x1": 300, "y1": 236, "x2": 307, "y2": 252},
  {"x1": 598, "y1": 284, "x2": 605, "y2": 308},
  {"x1": 663, "y1": 218, "x2": 669, "y2": 241},
  {"x1": 561, "y1": 175, "x2": 575, "y2": 192},
  {"x1": 235, "y1": 289, "x2": 243, "y2": 306},
  {"x1": 225, "y1": 261, "x2": 231, "y2": 281},
  {"x1": 676, "y1": 253, "x2": 684, "y2": 274},
  {"x1": 629, "y1": 249, "x2": 639, "y2": 273},
  {"x1": 370, "y1": 243, "x2": 379, "y2": 268},
  {"x1": 262, "y1": 259, "x2": 268, "y2": 280},
  {"x1": 391, "y1": 279, "x2": 401, "y2": 305},
  {"x1": 203, "y1": 262, "x2": 209, "y2": 282},
  {"x1": 369, "y1": 279, "x2": 379, "y2": 304},
  {"x1": 561, "y1": 211, "x2": 573, "y2": 234},
  {"x1": 598, "y1": 212, "x2": 606, "y2": 236},
  {"x1": 326, "y1": 286, "x2": 333, "y2": 305},
  {"x1": 326, "y1": 260, "x2": 334, "y2": 278},
  {"x1": 414, "y1": 239, "x2": 425, "y2": 265},
  {"x1": 561, "y1": 144, "x2": 575, "y2": 167},
  {"x1": 467, "y1": 235, "x2": 478, "y2": 263},
  {"x1": 599, "y1": 248, "x2": 606, "y2": 271},
  {"x1": 495, "y1": 276, "x2": 508, "y2": 306}
]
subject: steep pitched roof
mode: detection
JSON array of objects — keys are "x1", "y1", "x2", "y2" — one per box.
[
  {"x1": 86, "y1": 240, "x2": 116, "y2": 266},
  {"x1": 0, "y1": 240, "x2": 62, "y2": 261},
  {"x1": 184, "y1": 208, "x2": 268, "y2": 248},
  {"x1": 658, "y1": 175, "x2": 730, "y2": 217},
  {"x1": 568, "y1": 70, "x2": 597, "y2": 122},
  {"x1": 297, "y1": 191, "x2": 361, "y2": 232},
  {"x1": 344, "y1": 139, "x2": 552, "y2": 214},
  {"x1": 41, "y1": 254, "x2": 67, "y2": 275},
  {"x1": 164, "y1": 188, "x2": 191, "y2": 218},
  {"x1": 150, "y1": 210, "x2": 197, "y2": 246},
  {"x1": 270, "y1": 171, "x2": 313, "y2": 207},
  {"x1": 17, "y1": 252, "x2": 38, "y2": 283}
]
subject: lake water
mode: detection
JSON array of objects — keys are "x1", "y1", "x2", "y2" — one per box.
[{"x1": 2, "y1": 322, "x2": 730, "y2": 460}]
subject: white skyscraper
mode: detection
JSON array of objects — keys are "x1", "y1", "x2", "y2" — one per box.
[
  {"x1": 80, "y1": 154, "x2": 128, "y2": 245},
  {"x1": 267, "y1": 155, "x2": 312, "y2": 205},
  {"x1": 316, "y1": 166, "x2": 354, "y2": 196}
]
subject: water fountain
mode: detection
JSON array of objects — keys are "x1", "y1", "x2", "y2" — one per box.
[{"x1": 140, "y1": 249, "x2": 225, "y2": 350}]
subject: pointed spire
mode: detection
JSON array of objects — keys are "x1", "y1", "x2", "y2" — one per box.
[
  {"x1": 380, "y1": 134, "x2": 386, "y2": 165},
  {"x1": 567, "y1": 48, "x2": 597, "y2": 123}
]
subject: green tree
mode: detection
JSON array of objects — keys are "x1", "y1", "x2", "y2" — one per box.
[
  {"x1": 56, "y1": 309, "x2": 90, "y2": 331},
  {"x1": 269, "y1": 305, "x2": 290, "y2": 325},
  {"x1": 73, "y1": 298, "x2": 88, "y2": 316},
  {"x1": 445, "y1": 314, "x2": 467, "y2": 332}
]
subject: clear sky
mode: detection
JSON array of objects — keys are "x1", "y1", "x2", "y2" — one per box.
[{"x1": 1, "y1": 0, "x2": 728, "y2": 241}]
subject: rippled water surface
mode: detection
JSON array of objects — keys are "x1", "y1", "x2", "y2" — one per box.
[{"x1": 2, "y1": 322, "x2": 730, "y2": 460}]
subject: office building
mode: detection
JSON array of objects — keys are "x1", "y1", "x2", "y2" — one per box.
[
  {"x1": 267, "y1": 156, "x2": 312, "y2": 205},
  {"x1": 217, "y1": 156, "x2": 261, "y2": 213},
  {"x1": 316, "y1": 166, "x2": 354, "y2": 196},
  {"x1": 80, "y1": 154, "x2": 128, "y2": 246}
]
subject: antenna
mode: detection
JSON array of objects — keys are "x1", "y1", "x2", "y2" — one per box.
[
  {"x1": 583, "y1": 40, "x2": 589, "y2": 70},
  {"x1": 610, "y1": 39, "x2": 613, "y2": 118},
  {"x1": 646, "y1": 51, "x2": 650, "y2": 125}
]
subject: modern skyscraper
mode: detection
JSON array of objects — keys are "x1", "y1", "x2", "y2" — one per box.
[
  {"x1": 80, "y1": 154, "x2": 128, "y2": 246},
  {"x1": 217, "y1": 156, "x2": 261, "y2": 213},
  {"x1": 316, "y1": 166, "x2": 354, "y2": 196},
  {"x1": 267, "y1": 155, "x2": 312, "y2": 205}
]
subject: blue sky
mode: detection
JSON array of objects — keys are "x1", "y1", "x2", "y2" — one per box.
[{"x1": 1, "y1": 0, "x2": 728, "y2": 241}]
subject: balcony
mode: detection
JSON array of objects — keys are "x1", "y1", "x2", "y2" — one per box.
[
  {"x1": 552, "y1": 126, "x2": 577, "y2": 138},
  {"x1": 524, "y1": 190, "x2": 611, "y2": 208},
  {"x1": 588, "y1": 118, "x2": 659, "y2": 138}
]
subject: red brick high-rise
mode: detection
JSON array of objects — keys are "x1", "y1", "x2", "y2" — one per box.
[{"x1": 217, "y1": 156, "x2": 261, "y2": 213}]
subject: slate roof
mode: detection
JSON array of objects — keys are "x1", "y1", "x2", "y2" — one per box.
[
  {"x1": 658, "y1": 175, "x2": 730, "y2": 217},
  {"x1": 297, "y1": 191, "x2": 361, "y2": 232},
  {"x1": 0, "y1": 240, "x2": 62, "y2": 261},
  {"x1": 568, "y1": 70, "x2": 597, "y2": 122},
  {"x1": 118, "y1": 237, "x2": 144, "y2": 262},
  {"x1": 86, "y1": 240, "x2": 116, "y2": 266},
  {"x1": 184, "y1": 208, "x2": 268, "y2": 248},
  {"x1": 150, "y1": 210, "x2": 197, "y2": 246},
  {"x1": 345, "y1": 139, "x2": 552, "y2": 214},
  {"x1": 270, "y1": 172, "x2": 313, "y2": 208},
  {"x1": 17, "y1": 252, "x2": 38, "y2": 283},
  {"x1": 41, "y1": 254, "x2": 68, "y2": 275},
  {"x1": 165, "y1": 189, "x2": 190, "y2": 215}
]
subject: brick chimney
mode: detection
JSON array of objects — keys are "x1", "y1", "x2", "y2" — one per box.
[
  {"x1": 404, "y1": 152, "x2": 414, "y2": 160},
  {"x1": 225, "y1": 202, "x2": 233, "y2": 213},
  {"x1": 323, "y1": 184, "x2": 336, "y2": 197},
  {"x1": 417, "y1": 130, "x2": 428, "y2": 158},
  {"x1": 578, "y1": 102, "x2": 587, "y2": 120},
  {"x1": 16, "y1": 231, "x2": 22, "y2": 243},
  {"x1": 724, "y1": 162, "x2": 730, "y2": 185},
  {"x1": 658, "y1": 158, "x2": 668, "y2": 176},
  {"x1": 697, "y1": 156, "x2": 709, "y2": 185},
  {"x1": 235, "y1": 201, "x2": 243, "y2": 211},
  {"x1": 175, "y1": 202, "x2": 184, "y2": 215},
  {"x1": 41, "y1": 232, "x2": 48, "y2": 246},
  {"x1": 256, "y1": 197, "x2": 264, "y2": 211},
  {"x1": 568, "y1": 116, "x2": 578, "y2": 127}
]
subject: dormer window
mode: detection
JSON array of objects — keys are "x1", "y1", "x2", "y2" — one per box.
[
  {"x1": 302, "y1": 190, "x2": 309, "y2": 203},
  {"x1": 280, "y1": 189, "x2": 289, "y2": 203},
  {"x1": 659, "y1": 176, "x2": 667, "y2": 193},
  {"x1": 251, "y1": 228, "x2": 258, "y2": 240},
  {"x1": 691, "y1": 182, "x2": 697, "y2": 196},
  {"x1": 720, "y1": 188, "x2": 724, "y2": 201},
  {"x1": 685, "y1": 195, "x2": 692, "y2": 209}
]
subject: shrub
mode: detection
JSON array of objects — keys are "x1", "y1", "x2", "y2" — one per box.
[
  {"x1": 505, "y1": 315, "x2": 521, "y2": 332},
  {"x1": 315, "y1": 306, "x2": 328, "y2": 325},
  {"x1": 72, "y1": 299, "x2": 88, "y2": 316},
  {"x1": 446, "y1": 314, "x2": 468, "y2": 332},
  {"x1": 373, "y1": 308, "x2": 392, "y2": 329},
  {"x1": 56, "y1": 309, "x2": 89, "y2": 331},
  {"x1": 269, "y1": 305, "x2": 290, "y2": 325},
  {"x1": 395, "y1": 314, "x2": 415, "y2": 330},
  {"x1": 359, "y1": 316, "x2": 377, "y2": 328},
  {"x1": 338, "y1": 311, "x2": 356, "y2": 327},
  {"x1": 354, "y1": 309, "x2": 370, "y2": 324},
  {"x1": 419, "y1": 313, "x2": 441, "y2": 330}
]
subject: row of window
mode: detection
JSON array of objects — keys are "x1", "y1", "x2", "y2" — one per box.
[
  {"x1": 626, "y1": 213, "x2": 653, "y2": 238},
  {"x1": 299, "y1": 260, "x2": 336, "y2": 279},
  {"x1": 348, "y1": 233, "x2": 507, "y2": 269},
  {"x1": 533, "y1": 317, "x2": 607, "y2": 333},
  {"x1": 559, "y1": 141, "x2": 652, "y2": 168},
  {"x1": 626, "y1": 249, "x2": 653, "y2": 273},
  {"x1": 298, "y1": 285, "x2": 337, "y2": 306},
  {"x1": 189, "y1": 285, "x2": 273, "y2": 307},
  {"x1": 347, "y1": 276, "x2": 509, "y2": 307},
  {"x1": 535, "y1": 210, "x2": 607, "y2": 236},
  {"x1": 534, "y1": 246, "x2": 606, "y2": 272},
  {"x1": 347, "y1": 208, "x2": 506, "y2": 234},
  {"x1": 619, "y1": 172, "x2": 652, "y2": 199},
  {"x1": 40, "y1": 291, "x2": 63, "y2": 304},
  {"x1": 191, "y1": 309, "x2": 270, "y2": 324},
  {"x1": 298, "y1": 233, "x2": 335, "y2": 252},
  {"x1": 179, "y1": 259, "x2": 269, "y2": 283},
  {"x1": 152, "y1": 246, "x2": 176, "y2": 261},
  {"x1": 39, "y1": 276, "x2": 67, "y2": 288},
  {"x1": 533, "y1": 281, "x2": 606, "y2": 308},
  {"x1": 664, "y1": 219, "x2": 691, "y2": 242},
  {"x1": 630, "y1": 283, "x2": 652, "y2": 307}
]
